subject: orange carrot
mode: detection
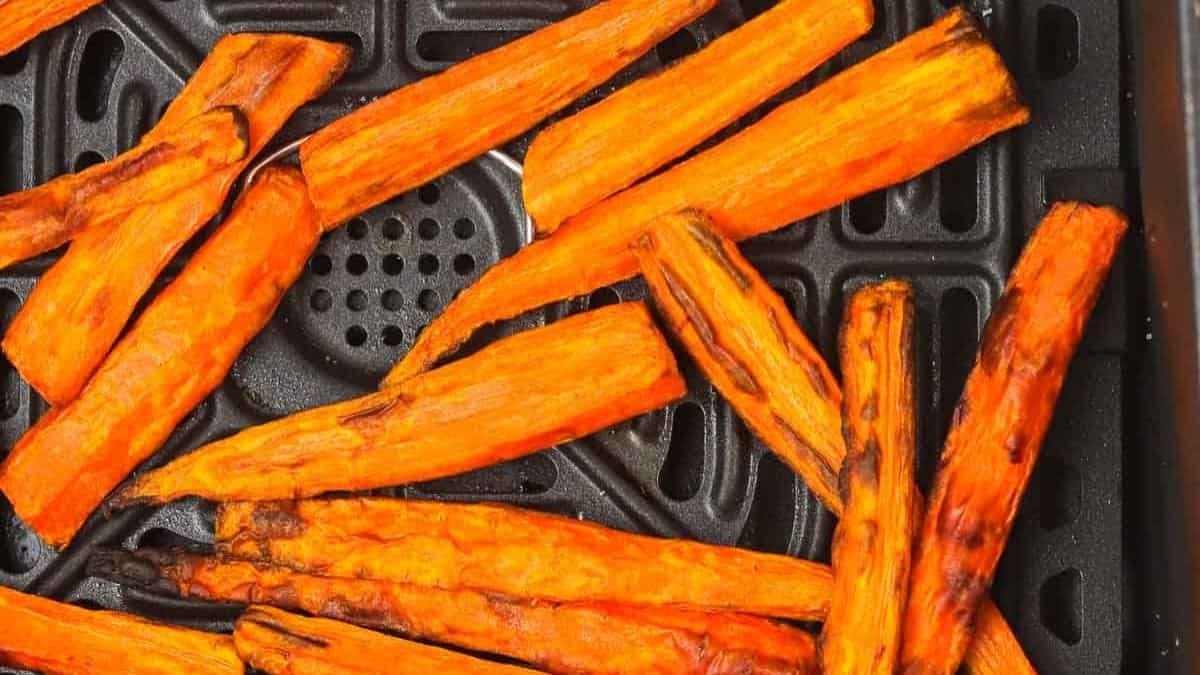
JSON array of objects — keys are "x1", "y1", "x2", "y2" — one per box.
[
  {"x1": 524, "y1": 0, "x2": 872, "y2": 234},
  {"x1": 384, "y1": 7, "x2": 1029, "y2": 385},
  {"x1": 117, "y1": 303, "x2": 684, "y2": 505},
  {"x1": 0, "y1": 0, "x2": 106, "y2": 56},
  {"x1": 299, "y1": 0, "x2": 717, "y2": 228},
  {"x1": 0, "y1": 107, "x2": 248, "y2": 270},
  {"x1": 901, "y1": 202, "x2": 1128, "y2": 675},
  {"x1": 0, "y1": 583, "x2": 241, "y2": 674},
  {"x1": 215, "y1": 498, "x2": 834, "y2": 621},
  {"x1": 2, "y1": 33, "x2": 350, "y2": 406},
  {"x1": 0, "y1": 167, "x2": 322, "y2": 548}
]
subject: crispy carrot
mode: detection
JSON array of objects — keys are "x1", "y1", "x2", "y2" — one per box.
[
  {"x1": 901, "y1": 202, "x2": 1128, "y2": 675},
  {"x1": 117, "y1": 302, "x2": 685, "y2": 505},
  {"x1": 213, "y1": 498, "x2": 833, "y2": 621},
  {"x1": 0, "y1": 167, "x2": 322, "y2": 548},
  {"x1": 633, "y1": 212, "x2": 1033, "y2": 675},
  {"x1": 235, "y1": 605, "x2": 538, "y2": 675},
  {"x1": 820, "y1": 280, "x2": 918, "y2": 675},
  {"x1": 0, "y1": 0, "x2": 106, "y2": 56},
  {"x1": 299, "y1": 0, "x2": 717, "y2": 228},
  {"x1": 0, "y1": 583, "x2": 241, "y2": 674},
  {"x1": 384, "y1": 7, "x2": 1029, "y2": 385},
  {"x1": 2, "y1": 33, "x2": 350, "y2": 407},
  {"x1": 91, "y1": 548, "x2": 819, "y2": 675},
  {"x1": 0, "y1": 107, "x2": 248, "y2": 270},
  {"x1": 524, "y1": 0, "x2": 872, "y2": 234}
]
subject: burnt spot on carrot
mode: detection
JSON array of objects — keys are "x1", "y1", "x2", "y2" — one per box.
[{"x1": 249, "y1": 503, "x2": 306, "y2": 540}]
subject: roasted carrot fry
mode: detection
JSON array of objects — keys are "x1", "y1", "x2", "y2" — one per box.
[
  {"x1": 901, "y1": 202, "x2": 1128, "y2": 675},
  {"x1": 0, "y1": 583, "x2": 241, "y2": 674},
  {"x1": 117, "y1": 303, "x2": 684, "y2": 505},
  {"x1": 524, "y1": 0, "x2": 872, "y2": 234},
  {"x1": 235, "y1": 605, "x2": 537, "y2": 675},
  {"x1": 299, "y1": 0, "x2": 716, "y2": 228},
  {"x1": 0, "y1": 167, "x2": 322, "y2": 548},
  {"x1": 2, "y1": 33, "x2": 350, "y2": 407},
  {"x1": 91, "y1": 548, "x2": 819, "y2": 675},
  {"x1": 0, "y1": 0, "x2": 106, "y2": 56},
  {"x1": 0, "y1": 107, "x2": 249, "y2": 270},
  {"x1": 633, "y1": 213, "x2": 1033, "y2": 675},
  {"x1": 213, "y1": 498, "x2": 833, "y2": 621},
  {"x1": 385, "y1": 7, "x2": 1029, "y2": 385},
  {"x1": 820, "y1": 280, "x2": 918, "y2": 675}
]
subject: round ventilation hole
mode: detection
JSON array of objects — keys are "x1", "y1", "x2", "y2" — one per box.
[
  {"x1": 347, "y1": 218, "x2": 368, "y2": 240},
  {"x1": 309, "y1": 289, "x2": 332, "y2": 313},
  {"x1": 382, "y1": 325, "x2": 404, "y2": 346},
  {"x1": 310, "y1": 254, "x2": 332, "y2": 276},
  {"x1": 419, "y1": 183, "x2": 439, "y2": 204},
  {"x1": 382, "y1": 290, "x2": 403, "y2": 311},
  {"x1": 453, "y1": 217, "x2": 475, "y2": 240},
  {"x1": 346, "y1": 254, "x2": 368, "y2": 275},
  {"x1": 418, "y1": 289, "x2": 440, "y2": 312},
  {"x1": 418, "y1": 254, "x2": 439, "y2": 275},
  {"x1": 346, "y1": 289, "x2": 367, "y2": 311},
  {"x1": 345, "y1": 325, "x2": 367, "y2": 347},
  {"x1": 453, "y1": 254, "x2": 475, "y2": 276},
  {"x1": 382, "y1": 254, "x2": 403, "y2": 276},
  {"x1": 418, "y1": 218, "x2": 439, "y2": 240},
  {"x1": 382, "y1": 218, "x2": 404, "y2": 241}
]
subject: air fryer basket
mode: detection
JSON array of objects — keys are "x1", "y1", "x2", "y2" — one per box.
[{"x1": 0, "y1": 0, "x2": 1160, "y2": 673}]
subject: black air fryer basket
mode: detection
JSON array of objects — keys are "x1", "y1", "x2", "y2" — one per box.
[{"x1": 0, "y1": 0, "x2": 1191, "y2": 673}]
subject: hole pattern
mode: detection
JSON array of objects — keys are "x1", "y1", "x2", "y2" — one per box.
[
  {"x1": 346, "y1": 289, "x2": 367, "y2": 311},
  {"x1": 939, "y1": 288, "x2": 978, "y2": 441},
  {"x1": 345, "y1": 325, "x2": 367, "y2": 346},
  {"x1": 1038, "y1": 5, "x2": 1079, "y2": 80},
  {"x1": 739, "y1": 452, "x2": 798, "y2": 555},
  {"x1": 418, "y1": 254, "x2": 439, "y2": 275},
  {"x1": 850, "y1": 189, "x2": 887, "y2": 234},
  {"x1": 1041, "y1": 568, "x2": 1083, "y2": 645},
  {"x1": 418, "y1": 218, "x2": 439, "y2": 240},
  {"x1": 309, "y1": 289, "x2": 332, "y2": 313},
  {"x1": 941, "y1": 148, "x2": 979, "y2": 232},
  {"x1": 419, "y1": 183, "x2": 440, "y2": 204},
  {"x1": 454, "y1": 218, "x2": 476, "y2": 240},
  {"x1": 589, "y1": 287, "x2": 620, "y2": 309},
  {"x1": 347, "y1": 218, "x2": 368, "y2": 239},
  {"x1": 382, "y1": 254, "x2": 403, "y2": 276},
  {"x1": 310, "y1": 254, "x2": 332, "y2": 276},
  {"x1": 382, "y1": 289, "x2": 403, "y2": 311},
  {"x1": 382, "y1": 218, "x2": 404, "y2": 240},
  {"x1": 656, "y1": 29, "x2": 698, "y2": 65},
  {"x1": 660, "y1": 402, "x2": 706, "y2": 501},
  {"x1": 346, "y1": 254, "x2": 368, "y2": 275},
  {"x1": 381, "y1": 325, "x2": 404, "y2": 346},
  {"x1": 416, "y1": 30, "x2": 530, "y2": 63},
  {"x1": 74, "y1": 150, "x2": 105, "y2": 172},
  {"x1": 77, "y1": 30, "x2": 125, "y2": 122},
  {"x1": 418, "y1": 289, "x2": 440, "y2": 312},
  {"x1": 0, "y1": 106, "x2": 22, "y2": 193},
  {"x1": 453, "y1": 254, "x2": 475, "y2": 276},
  {"x1": 0, "y1": 45, "x2": 29, "y2": 75}
]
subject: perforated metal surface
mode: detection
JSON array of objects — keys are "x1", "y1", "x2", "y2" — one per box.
[{"x1": 0, "y1": 1, "x2": 1133, "y2": 673}]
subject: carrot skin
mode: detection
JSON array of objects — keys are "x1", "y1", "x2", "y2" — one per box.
[
  {"x1": 2, "y1": 33, "x2": 350, "y2": 407},
  {"x1": 299, "y1": 0, "x2": 716, "y2": 227},
  {"x1": 0, "y1": 0, "x2": 107, "y2": 56},
  {"x1": 235, "y1": 606, "x2": 537, "y2": 675},
  {"x1": 118, "y1": 302, "x2": 685, "y2": 505},
  {"x1": 0, "y1": 583, "x2": 241, "y2": 675},
  {"x1": 384, "y1": 6, "x2": 1029, "y2": 385},
  {"x1": 0, "y1": 107, "x2": 249, "y2": 270},
  {"x1": 92, "y1": 548, "x2": 818, "y2": 675},
  {"x1": 215, "y1": 498, "x2": 833, "y2": 621},
  {"x1": 901, "y1": 202, "x2": 1129, "y2": 675},
  {"x1": 524, "y1": 0, "x2": 873, "y2": 234},
  {"x1": 0, "y1": 167, "x2": 322, "y2": 548}
]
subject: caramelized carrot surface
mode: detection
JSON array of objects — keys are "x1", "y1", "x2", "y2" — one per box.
[
  {"x1": 0, "y1": 167, "x2": 322, "y2": 548},
  {"x1": 634, "y1": 214, "x2": 1033, "y2": 675},
  {"x1": 3, "y1": 33, "x2": 350, "y2": 407},
  {"x1": 524, "y1": 0, "x2": 872, "y2": 234},
  {"x1": 299, "y1": 0, "x2": 716, "y2": 227},
  {"x1": 0, "y1": 583, "x2": 241, "y2": 675},
  {"x1": 118, "y1": 303, "x2": 684, "y2": 505},
  {"x1": 0, "y1": 0, "x2": 106, "y2": 56},
  {"x1": 821, "y1": 280, "x2": 918, "y2": 675},
  {"x1": 235, "y1": 605, "x2": 537, "y2": 675},
  {"x1": 215, "y1": 498, "x2": 834, "y2": 621},
  {"x1": 902, "y1": 202, "x2": 1128, "y2": 675},
  {"x1": 92, "y1": 548, "x2": 819, "y2": 675},
  {"x1": 0, "y1": 107, "x2": 248, "y2": 270},
  {"x1": 385, "y1": 7, "x2": 1028, "y2": 385}
]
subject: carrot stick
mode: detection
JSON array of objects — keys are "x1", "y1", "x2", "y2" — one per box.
[
  {"x1": 235, "y1": 605, "x2": 538, "y2": 675},
  {"x1": 2, "y1": 33, "x2": 350, "y2": 407},
  {"x1": 384, "y1": 7, "x2": 1029, "y2": 385},
  {"x1": 901, "y1": 202, "x2": 1128, "y2": 675},
  {"x1": 91, "y1": 548, "x2": 819, "y2": 675},
  {"x1": 0, "y1": 167, "x2": 322, "y2": 548},
  {"x1": 0, "y1": 107, "x2": 248, "y2": 270},
  {"x1": 0, "y1": 583, "x2": 241, "y2": 675},
  {"x1": 117, "y1": 302, "x2": 685, "y2": 506},
  {"x1": 820, "y1": 280, "x2": 919, "y2": 675},
  {"x1": 524, "y1": 0, "x2": 872, "y2": 235},
  {"x1": 0, "y1": 0, "x2": 106, "y2": 56},
  {"x1": 214, "y1": 498, "x2": 833, "y2": 621},
  {"x1": 632, "y1": 212, "x2": 1033, "y2": 675},
  {"x1": 298, "y1": 0, "x2": 717, "y2": 228}
]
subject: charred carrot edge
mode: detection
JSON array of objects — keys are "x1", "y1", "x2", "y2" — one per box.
[
  {"x1": 0, "y1": 167, "x2": 322, "y2": 548},
  {"x1": 633, "y1": 213, "x2": 1033, "y2": 675},
  {"x1": 0, "y1": 583, "x2": 241, "y2": 674},
  {"x1": 384, "y1": 7, "x2": 1029, "y2": 385},
  {"x1": 299, "y1": 0, "x2": 717, "y2": 228},
  {"x1": 524, "y1": 0, "x2": 872, "y2": 234},
  {"x1": 0, "y1": 107, "x2": 249, "y2": 270},
  {"x1": 117, "y1": 302, "x2": 685, "y2": 505},
  {"x1": 902, "y1": 202, "x2": 1128, "y2": 675},
  {"x1": 236, "y1": 605, "x2": 539, "y2": 675},
  {"x1": 820, "y1": 280, "x2": 919, "y2": 675},
  {"x1": 2, "y1": 33, "x2": 350, "y2": 407},
  {"x1": 90, "y1": 548, "x2": 819, "y2": 675},
  {"x1": 0, "y1": 0, "x2": 106, "y2": 57},
  {"x1": 214, "y1": 498, "x2": 833, "y2": 621}
]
